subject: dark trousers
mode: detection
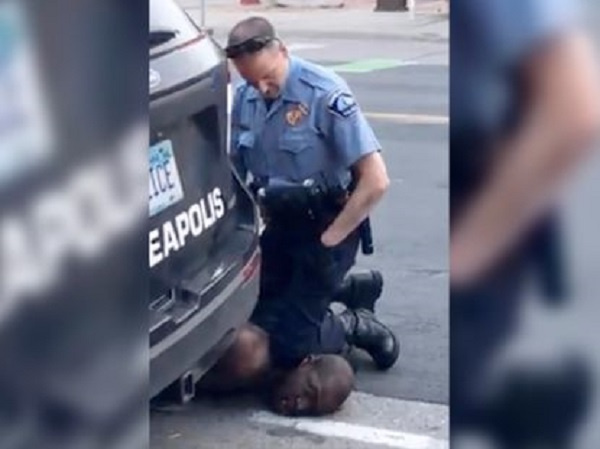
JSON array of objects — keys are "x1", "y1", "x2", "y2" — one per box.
[
  {"x1": 450, "y1": 266, "x2": 524, "y2": 431},
  {"x1": 250, "y1": 224, "x2": 359, "y2": 369}
]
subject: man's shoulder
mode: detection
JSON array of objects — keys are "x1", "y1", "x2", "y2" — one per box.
[
  {"x1": 233, "y1": 81, "x2": 256, "y2": 102},
  {"x1": 295, "y1": 57, "x2": 348, "y2": 95}
]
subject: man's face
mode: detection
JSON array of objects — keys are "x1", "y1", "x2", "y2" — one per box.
[
  {"x1": 233, "y1": 44, "x2": 288, "y2": 99},
  {"x1": 271, "y1": 363, "x2": 320, "y2": 416}
]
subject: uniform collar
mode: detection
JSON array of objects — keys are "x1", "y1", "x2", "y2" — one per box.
[
  {"x1": 281, "y1": 56, "x2": 302, "y2": 102},
  {"x1": 245, "y1": 56, "x2": 302, "y2": 103}
]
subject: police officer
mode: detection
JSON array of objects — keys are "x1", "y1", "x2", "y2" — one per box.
[{"x1": 202, "y1": 16, "x2": 399, "y2": 395}]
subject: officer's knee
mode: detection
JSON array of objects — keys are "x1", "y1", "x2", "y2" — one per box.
[{"x1": 227, "y1": 324, "x2": 270, "y2": 381}]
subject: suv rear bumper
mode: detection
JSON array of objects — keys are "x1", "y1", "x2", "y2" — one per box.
[{"x1": 149, "y1": 248, "x2": 260, "y2": 399}]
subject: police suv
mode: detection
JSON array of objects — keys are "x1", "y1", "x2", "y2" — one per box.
[{"x1": 150, "y1": 0, "x2": 260, "y2": 400}]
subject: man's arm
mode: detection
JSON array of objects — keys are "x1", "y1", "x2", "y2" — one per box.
[
  {"x1": 317, "y1": 87, "x2": 389, "y2": 247},
  {"x1": 321, "y1": 152, "x2": 389, "y2": 247},
  {"x1": 451, "y1": 31, "x2": 600, "y2": 286}
]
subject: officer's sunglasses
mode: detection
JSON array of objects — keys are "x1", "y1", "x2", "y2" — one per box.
[{"x1": 225, "y1": 36, "x2": 277, "y2": 59}]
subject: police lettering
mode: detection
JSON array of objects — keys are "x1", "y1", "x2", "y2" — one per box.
[
  {"x1": 149, "y1": 187, "x2": 225, "y2": 267},
  {"x1": 149, "y1": 160, "x2": 175, "y2": 199}
]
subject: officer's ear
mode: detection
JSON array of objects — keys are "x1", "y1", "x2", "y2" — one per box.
[{"x1": 279, "y1": 41, "x2": 289, "y2": 57}]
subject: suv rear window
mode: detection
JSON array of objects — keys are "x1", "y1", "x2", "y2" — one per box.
[{"x1": 149, "y1": 0, "x2": 201, "y2": 52}]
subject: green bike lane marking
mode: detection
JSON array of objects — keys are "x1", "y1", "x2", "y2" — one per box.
[{"x1": 327, "y1": 58, "x2": 419, "y2": 73}]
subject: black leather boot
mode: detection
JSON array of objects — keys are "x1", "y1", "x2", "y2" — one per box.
[
  {"x1": 338, "y1": 308, "x2": 399, "y2": 370},
  {"x1": 332, "y1": 270, "x2": 383, "y2": 312}
]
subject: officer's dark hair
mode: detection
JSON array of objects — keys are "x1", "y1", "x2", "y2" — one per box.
[{"x1": 226, "y1": 17, "x2": 280, "y2": 58}]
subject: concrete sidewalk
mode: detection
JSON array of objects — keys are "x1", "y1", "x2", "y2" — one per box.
[
  {"x1": 152, "y1": 391, "x2": 449, "y2": 449},
  {"x1": 179, "y1": 0, "x2": 448, "y2": 42}
]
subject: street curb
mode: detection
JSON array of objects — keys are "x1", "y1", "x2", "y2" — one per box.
[
  {"x1": 185, "y1": 4, "x2": 449, "y2": 43},
  {"x1": 188, "y1": 8, "x2": 449, "y2": 42},
  {"x1": 186, "y1": 4, "x2": 449, "y2": 14}
]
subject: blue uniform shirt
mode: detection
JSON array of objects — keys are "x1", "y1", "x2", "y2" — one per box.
[
  {"x1": 451, "y1": 0, "x2": 580, "y2": 138},
  {"x1": 231, "y1": 56, "x2": 380, "y2": 187}
]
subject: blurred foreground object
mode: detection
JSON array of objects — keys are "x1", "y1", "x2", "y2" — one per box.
[
  {"x1": 451, "y1": 0, "x2": 600, "y2": 447},
  {"x1": 0, "y1": 1, "x2": 53, "y2": 188},
  {"x1": 480, "y1": 354, "x2": 592, "y2": 449},
  {"x1": 0, "y1": 1, "x2": 148, "y2": 448}
]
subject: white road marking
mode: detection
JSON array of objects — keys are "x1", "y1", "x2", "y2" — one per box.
[
  {"x1": 250, "y1": 411, "x2": 449, "y2": 449},
  {"x1": 364, "y1": 112, "x2": 449, "y2": 125}
]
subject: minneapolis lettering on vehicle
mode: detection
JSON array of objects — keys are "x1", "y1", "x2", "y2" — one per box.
[
  {"x1": 0, "y1": 123, "x2": 147, "y2": 324},
  {"x1": 149, "y1": 187, "x2": 226, "y2": 268}
]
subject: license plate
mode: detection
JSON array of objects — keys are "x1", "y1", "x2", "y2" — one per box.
[{"x1": 149, "y1": 140, "x2": 184, "y2": 217}]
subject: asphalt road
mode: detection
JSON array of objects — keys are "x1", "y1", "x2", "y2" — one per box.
[
  {"x1": 345, "y1": 63, "x2": 448, "y2": 404},
  {"x1": 151, "y1": 25, "x2": 449, "y2": 449}
]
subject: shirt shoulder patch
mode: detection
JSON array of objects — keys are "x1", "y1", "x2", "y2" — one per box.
[{"x1": 327, "y1": 90, "x2": 358, "y2": 118}]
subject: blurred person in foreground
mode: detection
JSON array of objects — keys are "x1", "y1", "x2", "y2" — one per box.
[{"x1": 451, "y1": 0, "x2": 600, "y2": 447}]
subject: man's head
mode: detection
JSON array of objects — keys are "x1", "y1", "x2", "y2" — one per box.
[
  {"x1": 225, "y1": 17, "x2": 289, "y2": 99},
  {"x1": 271, "y1": 354, "x2": 355, "y2": 416}
]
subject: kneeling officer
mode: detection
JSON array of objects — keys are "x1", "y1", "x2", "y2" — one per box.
[{"x1": 201, "y1": 17, "x2": 400, "y2": 403}]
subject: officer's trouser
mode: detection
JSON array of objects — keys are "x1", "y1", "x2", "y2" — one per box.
[
  {"x1": 450, "y1": 265, "x2": 524, "y2": 432},
  {"x1": 250, "y1": 224, "x2": 360, "y2": 369}
]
